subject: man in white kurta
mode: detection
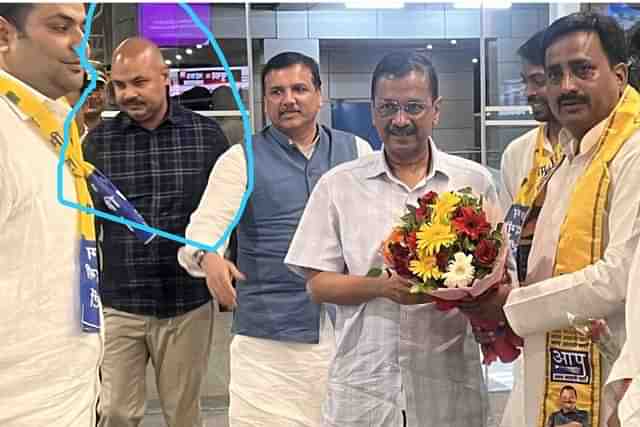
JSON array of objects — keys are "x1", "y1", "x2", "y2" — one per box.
[
  {"x1": 178, "y1": 52, "x2": 372, "y2": 426},
  {"x1": 499, "y1": 30, "x2": 563, "y2": 427},
  {"x1": 473, "y1": 12, "x2": 640, "y2": 427},
  {"x1": 605, "y1": 240, "x2": 640, "y2": 427},
  {"x1": 500, "y1": 29, "x2": 562, "y2": 209},
  {"x1": 0, "y1": 4, "x2": 102, "y2": 425}
]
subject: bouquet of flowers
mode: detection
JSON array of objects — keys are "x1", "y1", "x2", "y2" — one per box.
[{"x1": 368, "y1": 187, "x2": 523, "y2": 364}]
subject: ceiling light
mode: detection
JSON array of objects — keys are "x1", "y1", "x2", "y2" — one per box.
[
  {"x1": 196, "y1": 44, "x2": 202, "y2": 49},
  {"x1": 427, "y1": 44, "x2": 433, "y2": 50},
  {"x1": 165, "y1": 59, "x2": 172, "y2": 65},
  {"x1": 472, "y1": 58, "x2": 479, "y2": 63},
  {"x1": 175, "y1": 54, "x2": 183, "y2": 61},
  {"x1": 185, "y1": 48, "x2": 193, "y2": 55},
  {"x1": 450, "y1": 39, "x2": 457, "y2": 45}
]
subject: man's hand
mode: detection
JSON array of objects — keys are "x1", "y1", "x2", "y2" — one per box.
[
  {"x1": 458, "y1": 275, "x2": 512, "y2": 324},
  {"x1": 201, "y1": 252, "x2": 246, "y2": 309},
  {"x1": 379, "y1": 271, "x2": 432, "y2": 305}
]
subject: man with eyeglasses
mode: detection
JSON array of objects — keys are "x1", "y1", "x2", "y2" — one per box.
[
  {"x1": 285, "y1": 51, "x2": 500, "y2": 427},
  {"x1": 467, "y1": 12, "x2": 640, "y2": 427}
]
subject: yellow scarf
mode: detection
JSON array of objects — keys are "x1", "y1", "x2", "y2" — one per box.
[
  {"x1": 525, "y1": 85, "x2": 640, "y2": 427},
  {"x1": 0, "y1": 73, "x2": 101, "y2": 331},
  {"x1": 504, "y1": 125, "x2": 564, "y2": 281}
]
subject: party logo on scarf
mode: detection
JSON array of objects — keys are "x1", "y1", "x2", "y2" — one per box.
[{"x1": 550, "y1": 348, "x2": 591, "y2": 384}]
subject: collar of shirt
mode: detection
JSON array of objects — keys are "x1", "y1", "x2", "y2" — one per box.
[
  {"x1": 115, "y1": 98, "x2": 191, "y2": 130},
  {"x1": 266, "y1": 123, "x2": 320, "y2": 150},
  {"x1": 541, "y1": 122, "x2": 554, "y2": 154},
  {"x1": 558, "y1": 117, "x2": 608, "y2": 162},
  {"x1": 364, "y1": 137, "x2": 448, "y2": 189},
  {"x1": 0, "y1": 69, "x2": 70, "y2": 123}
]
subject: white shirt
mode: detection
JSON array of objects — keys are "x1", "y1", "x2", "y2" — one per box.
[
  {"x1": 499, "y1": 125, "x2": 553, "y2": 208},
  {"x1": 0, "y1": 70, "x2": 102, "y2": 425},
  {"x1": 178, "y1": 133, "x2": 372, "y2": 272},
  {"x1": 503, "y1": 117, "x2": 640, "y2": 427},
  {"x1": 606, "y1": 239, "x2": 640, "y2": 427},
  {"x1": 499, "y1": 125, "x2": 551, "y2": 427},
  {"x1": 285, "y1": 141, "x2": 500, "y2": 426}
]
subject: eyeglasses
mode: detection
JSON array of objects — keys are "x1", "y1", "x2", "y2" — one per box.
[{"x1": 374, "y1": 100, "x2": 430, "y2": 118}]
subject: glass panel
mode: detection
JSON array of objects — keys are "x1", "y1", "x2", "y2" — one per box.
[
  {"x1": 483, "y1": 3, "x2": 549, "y2": 108},
  {"x1": 486, "y1": 125, "x2": 535, "y2": 169}
]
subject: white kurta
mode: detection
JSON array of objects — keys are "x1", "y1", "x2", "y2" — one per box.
[
  {"x1": 605, "y1": 240, "x2": 640, "y2": 427},
  {"x1": 499, "y1": 125, "x2": 553, "y2": 209},
  {"x1": 503, "y1": 118, "x2": 640, "y2": 427},
  {"x1": 0, "y1": 70, "x2": 102, "y2": 425},
  {"x1": 178, "y1": 132, "x2": 372, "y2": 426}
]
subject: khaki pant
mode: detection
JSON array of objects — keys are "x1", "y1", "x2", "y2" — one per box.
[{"x1": 98, "y1": 302, "x2": 214, "y2": 427}]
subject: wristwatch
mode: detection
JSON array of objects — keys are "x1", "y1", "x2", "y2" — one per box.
[{"x1": 193, "y1": 249, "x2": 207, "y2": 268}]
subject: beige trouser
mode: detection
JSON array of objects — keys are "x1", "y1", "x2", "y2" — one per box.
[{"x1": 98, "y1": 302, "x2": 214, "y2": 427}]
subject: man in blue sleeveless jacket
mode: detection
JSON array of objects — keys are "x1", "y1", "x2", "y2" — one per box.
[{"x1": 179, "y1": 52, "x2": 372, "y2": 426}]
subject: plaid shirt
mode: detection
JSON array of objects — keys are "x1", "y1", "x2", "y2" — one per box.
[{"x1": 84, "y1": 101, "x2": 229, "y2": 318}]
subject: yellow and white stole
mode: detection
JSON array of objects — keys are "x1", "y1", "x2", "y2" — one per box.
[
  {"x1": 0, "y1": 73, "x2": 155, "y2": 332},
  {"x1": 0, "y1": 74, "x2": 102, "y2": 332},
  {"x1": 517, "y1": 85, "x2": 640, "y2": 427},
  {"x1": 504, "y1": 124, "x2": 564, "y2": 281}
]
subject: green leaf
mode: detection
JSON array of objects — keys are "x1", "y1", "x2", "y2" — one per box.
[{"x1": 366, "y1": 268, "x2": 384, "y2": 277}]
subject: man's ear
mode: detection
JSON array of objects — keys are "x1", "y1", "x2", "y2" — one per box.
[
  {"x1": 0, "y1": 17, "x2": 17, "y2": 53},
  {"x1": 162, "y1": 68, "x2": 170, "y2": 86},
  {"x1": 431, "y1": 96, "x2": 442, "y2": 127},
  {"x1": 613, "y1": 62, "x2": 629, "y2": 94}
]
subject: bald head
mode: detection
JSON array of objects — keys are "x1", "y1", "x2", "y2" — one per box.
[
  {"x1": 112, "y1": 37, "x2": 166, "y2": 71},
  {"x1": 110, "y1": 37, "x2": 170, "y2": 129}
]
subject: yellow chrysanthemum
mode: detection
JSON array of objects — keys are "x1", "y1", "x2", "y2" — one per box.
[
  {"x1": 416, "y1": 222, "x2": 456, "y2": 256},
  {"x1": 409, "y1": 253, "x2": 443, "y2": 281},
  {"x1": 432, "y1": 191, "x2": 461, "y2": 224}
]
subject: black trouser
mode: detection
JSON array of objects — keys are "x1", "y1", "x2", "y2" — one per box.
[{"x1": 402, "y1": 410, "x2": 407, "y2": 427}]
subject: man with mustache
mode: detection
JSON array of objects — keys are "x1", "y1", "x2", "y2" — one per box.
[
  {"x1": 500, "y1": 29, "x2": 562, "y2": 209},
  {"x1": 285, "y1": 51, "x2": 500, "y2": 427},
  {"x1": 178, "y1": 52, "x2": 371, "y2": 426},
  {"x1": 83, "y1": 37, "x2": 229, "y2": 427},
  {"x1": 0, "y1": 3, "x2": 103, "y2": 425},
  {"x1": 468, "y1": 12, "x2": 640, "y2": 427},
  {"x1": 499, "y1": 30, "x2": 564, "y2": 427}
]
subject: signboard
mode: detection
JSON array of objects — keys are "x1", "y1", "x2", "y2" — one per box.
[{"x1": 138, "y1": 3, "x2": 210, "y2": 47}]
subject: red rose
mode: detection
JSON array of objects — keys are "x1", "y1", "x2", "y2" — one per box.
[
  {"x1": 415, "y1": 206, "x2": 432, "y2": 222},
  {"x1": 436, "y1": 249, "x2": 450, "y2": 271},
  {"x1": 390, "y1": 243, "x2": 413, "y2": 277},
  {"x1": 419, "y1": 191, "x2": 438, "y2": 207},
  {"x1": 474, "y1": 239, "x2": 499, "y2": 267},
  {"x1": 406, "y1": 231, "x2": 418, "y2": 252}
]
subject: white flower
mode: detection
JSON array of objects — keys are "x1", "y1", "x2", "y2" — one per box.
[{"x1": 443, "y1": 252, "x2": 475, "y2": 288}]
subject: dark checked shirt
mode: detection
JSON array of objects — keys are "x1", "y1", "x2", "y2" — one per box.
[{"x1": 84, "y1": 101, "x2": 229, "y2": 318}]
